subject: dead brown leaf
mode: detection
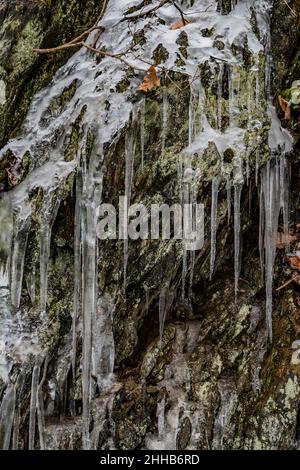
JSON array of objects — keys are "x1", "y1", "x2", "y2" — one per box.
[
  {"x1": 138, "y1": 65, "x2": 160, "y2": 93},
  {"x1": 170, "y1": 18, "x2": 190, "y2": 30},
  {"x1": 286, "y1": 255, "x2": 300, "y2": 270},
  {"x1": 278, "y1": 95, "x2": 291, "y2": 120}
]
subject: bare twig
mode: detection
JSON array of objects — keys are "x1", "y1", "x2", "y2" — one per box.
[
  {"x1": 123, "y1": 0, "x2": 170, "y2": 21},
  {"x1": 172, "y1": 1, "x2": 187, "y2": 25},
  {"x1": 33, "y1": 0, "x2": 108, "y2": 54},
  {"x1": 81, "y1": 43, "x2": 146, "y2": 72},
  {"x1": 68, "y1": 26, "x2": 104, "y2": 45},
  {"x1": 276, "y1": 275, "x2": 300, "y2": 292},
  {"x1": 281, "y1": 0, "x2": 297, "y2": 18},
  {"x1": 94, "y1": 0, "x2": 109, "y2": 25},
  {"x1": 32, "y1": 26, "x2": 104, "y2": 53},
  {"x1": 33, "y1": 42, "x2": 82, "y2": 54}
]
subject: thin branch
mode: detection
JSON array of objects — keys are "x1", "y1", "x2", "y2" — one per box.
[
  {"x1": 33, "y1": 42, "x2": 82, "y2": 54},
  {"x1": 276, "y1": 275, "x2": 300, "y2": 292},
  {"x1": 123, "y1": 0, "x2": 170, "y2": 21},
  {"x1": 94, "y1": 0, "x2": 109, "y2": 25},
  {"x1": 33, "y1": 0, "x2": 108, "y2": 54},
  {"x1": 32, "y1": 26, "x2": 104, "y2": 53},
  {"x1": 281, "y1": 0, "x2": 297, "y2": 18},
  {"x1": 68, "y1": 26, "x2": 104, "y2": 45},
  {"x1": 81, "y1": 43, "x2": 147, "y2": 72},
  {"x1": 172, "y1": 1, "x2": 187, "y2": 25}
]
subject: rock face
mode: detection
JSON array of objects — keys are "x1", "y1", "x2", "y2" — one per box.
[
  {"x1": 0, "y1": 0, "x2": 300, "y2": 450},
  {"x1": 0, "y1": 0, "x2": 104, "y2": 149}
]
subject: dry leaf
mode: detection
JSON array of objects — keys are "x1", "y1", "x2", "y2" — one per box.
[
  {"x1": 278, "y1": 95, "x2": 291, "y2": 120},
  {"x1": 170, "y1": 18, "x2": 190, "y2": 30},
  {"x1": 286, "y1": 255, "x2": 300, "y2": 270},
  {"x1": 138, "y1": 65, "x2": 160, "y2": 93}
]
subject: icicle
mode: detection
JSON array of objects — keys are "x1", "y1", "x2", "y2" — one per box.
[
  {"x1": 12, "y1": 373, "x2": 25, "y2": 450},
  {"x1": 260, "y1": 159, "x2": 284, "y2": 341},
  {"x1": 12, "y1": 408, "x2": 20, "y2": 450},
  {"x1": 188, "y1": 173, "x2": 197, "y2": 299},
  {"x1": 264, "y1": 29, "x2": 272, "y2": 100},
  {"x1": 72, "y1": 173, "x2": 83, "y2": 380},
  {"x1": 182, "y1": 168, "x2": 188, "y2": 298},
  {"x1": 26, "y1": 270, "x2": 36, "y2": 304},
  {"x1": 181, "y1": 160, "x2": 196, "y2": 298},
  {"x1": 140, "y1": 97, "x2": 145, "y2": 170},
  {"x1": 40, "y1": 196, "x2": 60, "y2": 314},
  {"x1": 280, "y1": 152, "x2": 289, "y2": 251},
  {"x1": 123, "y1": 131, "x2": 136, "y2": 294},
  {"x1": 259, "y1": 179, "x2": 265, "y2": 280},
  {"x1": 234, "y1": 183, "x2": 243, "y2": 301},
  {"x1": 37, "y1": 357, "x2": 48, "y2": 450},
  {"x1": 10, "y1": 216, "x2": 30, "y2": 308},
  {"x1": 39, "y1": 218, "x2": 50, "y2": 314},
  {"x1": 81, "y1": 208, "x2": 96, "y2": 448},
  {"x1": 0, "y1": 384, "x2": 16, "y2": 449},
  {"x1": 92, "y1": 298, "x2": 115, "y2": 394},
  {"x1": 81, "y1": 124, "x2": 103, "y2": 450},
  {"x1": 161, "y1": 85, "x2": 168, "y2": 152},
  {"x1": 157, "y1": 398, "x2": 166, "y2": 441},
  {"x1": 210, "y1": 176, "x2": 220, "y2": 280},
  {"x1": 226, "y1": 178, "x2": 231, "y2": 224},
  {"x1": 29, "y1": 364, "x2": 40, "y2": 450}
]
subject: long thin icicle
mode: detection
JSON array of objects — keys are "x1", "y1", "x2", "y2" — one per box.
[
  {"x1": 72, "y1": 173, "x2": 83, "y2": 380},
  {"x1": 157, "y1": 398, "x2": 166, "y2": 441},
  {"x1": 0, "y1": 384, "x2": 16, "y2": 449},
  {"x1": 37, "y1": 357, "x2": 48, "y2": 450},
  {"x1": 40, "y1": 196, "x2": 60, "y2": 314},
  {"x1": 226, "y1": 178, "x2": 231, "y2": 224},
  {"x1": 260, "y1": 159, "x2": 284, "y2": 341},
  {"x1": 12, "y1": 373, "x2": 25, "y2": 450},
  {"x1": 29, "y1": 364, "x2": 40, "y2": 450},
  {"x1": 123, "y1": 131, "x2": 136, "y2": 294},
  {"x1": 10, "y1": 216, "x2": 30, "y2": 308},
  {"x1": 280, "y1": 153, "x2": 290, "y2": 251},
  {"x1": 210, "y1": 176, "x2": 220, "y2": 280},
  {"x1": 81, "y1": 123, "x2": 103, "y2": 450}
]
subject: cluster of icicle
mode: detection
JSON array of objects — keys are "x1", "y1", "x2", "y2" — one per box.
[{"x1": 159, "y1": 0, "x2": 292, "y2": 345}]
